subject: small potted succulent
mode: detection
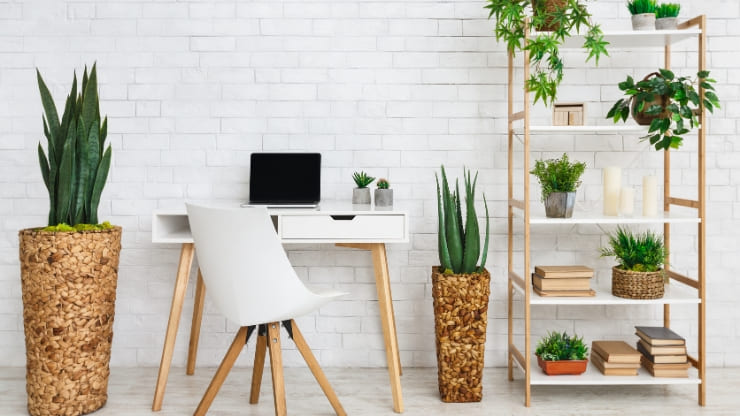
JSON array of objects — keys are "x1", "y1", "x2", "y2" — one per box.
[
  {"x1": 600, "y1": 227, "x2": 667, "y2": 299},
  {"x1": 536, "y1": 331, "x2": 589, "y2": 375},
  {"x1": 628, "y1": 0, "x2": 657, "y2": 31},
  {"x1": 606, "y1": 69, "x2": 720, "y2": 150},
  {"x1": 530, "y1": 153, "x2": 586, "y2": 218},
  {"x1": 352, "y1": 171, "x2": 375, "y2": 204},
  {"x1": 374, "y1": 178, "x2": 393, "y2": 207},
  {"x1": 655, "y1": 3, "x2": 680, "y2": 30}
]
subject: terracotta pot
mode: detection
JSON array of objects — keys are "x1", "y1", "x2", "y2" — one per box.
[
  {"x1": 537, "y1": 356, "x2": 588, "y2": 375},
  {"x1": 532, "y1": 0, "x2": 568, "y2": 31}
]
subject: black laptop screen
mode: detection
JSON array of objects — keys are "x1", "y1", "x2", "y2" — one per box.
[{"x1": 249, "y1": 153, "x2": 321, "y2": 203}]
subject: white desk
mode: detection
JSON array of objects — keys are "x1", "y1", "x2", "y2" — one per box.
[{"x1": 151, "y1": 203, "x2": 409, "y2": 413}]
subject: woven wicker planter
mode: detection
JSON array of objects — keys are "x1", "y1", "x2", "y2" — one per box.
[
  {"x1": 431, "y1": 267, "x2": 490, "y2": 403},
  {"x1": 611, "y1": 266, "x2": 664, "y2": 300},
  {"x1": 19, "y1": 227, "x2": 122, "y2": 416},
  {"x1": 532, "y1": 0, "x2": 568, "y2": 31}
]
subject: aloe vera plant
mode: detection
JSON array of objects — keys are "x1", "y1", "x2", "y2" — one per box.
[
  {"x1": 435, "y1": 166, "x2": 490, "y2": 275},
  {"x1": 37, "y1": 64, "x2": 111, "y2": 226}
]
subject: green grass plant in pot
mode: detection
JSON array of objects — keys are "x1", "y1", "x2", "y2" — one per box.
[
  {"x1": 485, "y1": 0, "x2": 609, "y2": 106},
  {"x1": 627, "y1": 0, "x2": 657, "y2": 30},
  {"x1": 535, "y1": 331, "x2": 589, "y2": 375},
  {"x1": 432, "y1": 166, "x2": 490, "y2": 402},
  {"x1": 606, "y1": 68, "x2": 720, "y2": 150},
  {"x1": 351, "y1": 170, "x2": 375, "y2": 204},
  {"x1": 600, "y1": 227, "x2": 666, "y2": 299},
  {"x1": 530, "y1": 153, "x2": 586, "y2": 218},
  {"x1": 19, "y1": 64, "x2": 121, "y2": 416},
  {"x1": 655, "y1": 2, "x2": 680, "y2": 30}
]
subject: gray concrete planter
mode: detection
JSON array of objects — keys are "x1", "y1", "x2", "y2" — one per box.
[
  {"x1": 374, "y1": 189, "x2": 393, "y2": 207},
  {"x1": 544, "y1": 191, "x2": 576, "y2": 218},
  {"x1": 352, "y1": 187, "x2": 371, "y2": 204},
  {"x1": 631, "y1": 13, "x2": 656, "y2": 31},
  {"x1": 655, "y1": 17, "x2": 678, "y2": 30}
]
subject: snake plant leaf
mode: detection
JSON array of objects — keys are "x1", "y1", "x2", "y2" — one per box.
[
  {"x1": 36, "y1": 70, "x2": 60, "y2": 147},
  {"x1": 73, "y1": 116, "x2": 91, "y2": 225},
  {"x1": 100, "y1": 116, "x2": 108, "y2": 152},
  {"x1": 56, "y1": 134, "x2": 76, "y2": 223},
  {"x1": 454, "y1": 180, "x2": 464, "y2": 246},
  {"x1": 86, "y1": 122, "x2": 101, "y2": 217},
  {"x1": 436, "y1": 173, "x2": 452, "y2": 272},
  {"x1": 38, "y1": 144, "x2": 50, "y2": 191},
  {"x1": 462, "y1": 170, "x2": 480, "y2": 274},
  {"x1": 81, "y1": 64, "x2": 98, "y2": 134},
  {"x1": 441, "y1": 166, "x2": 463, "y2": 273},
  {"x1": 89, "y1": 145, "x2": 112, "y2": 225},
  {"x1": 478, "y1": 194, "x2": 490, "y2": 272}
]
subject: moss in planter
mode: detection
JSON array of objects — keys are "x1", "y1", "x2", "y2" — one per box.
[{"x1": 39, "y1": 221, "x2": 114, "y2": 232}]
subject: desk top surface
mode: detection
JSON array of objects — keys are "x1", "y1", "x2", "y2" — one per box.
[{"x1": 153, "y1": 201, "x2": 407, "y2": 217}]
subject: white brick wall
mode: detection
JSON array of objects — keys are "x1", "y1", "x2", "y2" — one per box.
[{"x1": 1, "y1": 0, "x2": 738, "y2": 368}]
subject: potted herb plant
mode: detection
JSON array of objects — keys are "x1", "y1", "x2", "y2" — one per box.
[
  {"x1": 374, "y1": 178, "x2": 393, "y2": 207},
  {"x1": 655, "y1": 3, "x2": 680, "y2": 30},
  {"x1": 485, "y1": 0, "x2": 609, "y2": 106},
  {"x1": 19, "y1": 64, "x2": 121, "y2": 416},
  {"x1": 530, "y1": 153, "x2": 586, "y2": 218},
  {"x1": 628, "y1": 0, "x2": 657, "y2": 31},
  {"x1": 606, "y1": 69, "x2": 720, "y2": 150},
  {"x1": 432, "y1": 166, "x2": 490, "y2": 402},
  {"x1": 536, "y1": 331, "x2": 589, "y2": 375},
  {"x1": 600, "y1": 227, "x2": 666, "y2": 299},
  {"x1": 351, "y1": 171, "x2": 375, "y2": 204}
]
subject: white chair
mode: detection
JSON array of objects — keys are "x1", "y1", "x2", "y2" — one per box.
[{"x1": 186, "y1": 204, "x2": 347, "y2": 416}]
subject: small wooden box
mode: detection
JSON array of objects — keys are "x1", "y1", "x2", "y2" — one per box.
[{"x1": 553, "y1": 103, "x2": 585, "y2": 126}]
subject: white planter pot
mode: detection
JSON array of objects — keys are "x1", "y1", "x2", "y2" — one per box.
[
  {"x1": 374, "y1": 189, "x2": 393, "y2": 207},
  {"x1": 655, "y1": 17, "x2": 678, "y2": 30},
  {"x1": 352, "y1": 188, "x2": 371, "y2": 204},
  {"x1": 631, "y1": 13, "x2": 656, "y2": 31}
]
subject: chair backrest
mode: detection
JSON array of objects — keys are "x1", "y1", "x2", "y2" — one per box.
[{"x1": 186, "y1": 204, "x2": 315, "y2": 326}]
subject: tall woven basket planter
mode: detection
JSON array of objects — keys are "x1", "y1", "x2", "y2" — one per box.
[
  {"x1": 431, "y1": 267, "x2": 490, "y2": 403},
  {"x1": 611, "y1": 266, "x2": 664, "y2": 300},
  {"x1": 19, "y1": 227, "x2": 122, "y2": 416}
]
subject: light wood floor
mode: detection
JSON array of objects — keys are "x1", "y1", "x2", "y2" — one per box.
[{"x1": 1, "y1": 366, "x2": 738, "y2": 415}]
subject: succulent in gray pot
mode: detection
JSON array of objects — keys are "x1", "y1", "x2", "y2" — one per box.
[
  {"x1": 628, "y1": 0, "x2": 657, "y2": 30},
  {"x1": 374, "y1": 178, "x2": 393, "y2": 207},
  {"x1": 351, "y1": 171, "x2": 375, "y2": 204},
  {"x1": 530, "y1": 154, "x2": 586, "y2": 218},
  {"x1": 655, "y1": 3, "x2": 680, "y2": 30}
]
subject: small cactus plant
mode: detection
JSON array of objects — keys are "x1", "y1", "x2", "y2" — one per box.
[
  {"x1": 352, "y1": 171, "x2": 375, "y2": 188},
  {"x1": 377, "y1": 178, "x2": 390, "y2": 189}
]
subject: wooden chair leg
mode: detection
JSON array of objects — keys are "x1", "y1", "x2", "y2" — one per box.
[
  {"x1": 266, "y1": 322, "x2": 287, "y2": 416},
  {"x1": 290, "y1": 320, "x2": 346, "y2": 416},
  {"x1": 193, "y1": 327, "x2": 247, "y2": 416},
  {"x1": 249, "y1": 333, "x2": 267, "y2": 404},
  {"x1": 187, "y1": 269, "x2": 206, "y2": 375}
]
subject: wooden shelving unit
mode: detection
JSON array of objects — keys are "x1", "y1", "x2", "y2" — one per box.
[{"x1": 506, "y1": 16, "x2": 708, "y2": 406}]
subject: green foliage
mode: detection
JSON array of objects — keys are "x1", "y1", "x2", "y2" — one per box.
[
  {"x1": 352, "y1": 171, "x2": 375, "y2": 188},
  {"x1": 37, "y1": 64, "x2": 111, "y2": 227},
  {"x1": 600, "y1": 226, "x2": 666, "y2": 272},
  {"x1": 627, "y1": 0, "x2": 657, "y2": 15},
  {"x1": 606, "y1": 69, "x2": 720, "y2": 150},
  {"x1": 536, "y1": 331, "x2": 589, "y2": 361},
  {"x1": 376, "y1": 178, "x2": 390, "y2": 189},
  {"x1": 485, "y1": 0, "x2": 609, "y2": 106},
  {"x1": 435, "y1": 166, "x2": 490, "y2": 275},
  {"x1": 39, "y1": 221, "x2": 113, "y2": 232},
  {"x1": 529, "y1": 153, "x2": 586, "y2": 202},
  {"x1": 655, "y1": 2, "x2": 680, "y2": 18}
]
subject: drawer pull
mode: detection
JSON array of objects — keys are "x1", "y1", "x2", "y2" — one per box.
[{"x1": 330, "y1": 215, "x2": 356, "y2": 221}]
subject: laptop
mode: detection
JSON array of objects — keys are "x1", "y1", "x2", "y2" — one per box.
[{"x1": 246, "y1": 153, "x2": 321, "y2": 208}]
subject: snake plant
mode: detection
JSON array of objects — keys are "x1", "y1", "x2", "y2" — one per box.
[
  {"x1": 435, "y1": 166, "x2": 490, "y2": 275},
  {"x1": 37, "y1": 64, "x2": 111, "y2": 226}
]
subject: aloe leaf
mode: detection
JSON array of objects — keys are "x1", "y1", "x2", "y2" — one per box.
[
  {"x1": 436, "y1": 173, "x2": 452, "y2": 272},
  {"x1": 441, "y1": 166, "x2": 463, "y2": 273},
  {"x1": 478, "y1": 194, "x2": 490, "y2": 272},
  {"x1": 89, "y1": 145, "x2": 111, "y2": 224},
  {"x1": 454, "y1": 179, "x2": 464, "y2": 246}
]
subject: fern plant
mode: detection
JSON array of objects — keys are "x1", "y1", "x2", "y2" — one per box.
[
  {"x1": 536, "y1": 331, "x2": 588, "y2": 361},
  {"x1": 377, "y1": 178, "x2": 390, "y2": 189},
  {"x1": 435, "y1": 166, "x2": 490, "y2": 275},
  {"x1": 656, "y1": 3, "x2": 680, "y2": 18},
  {"x1": 352, "y1": 171, "x2": 375, "y2": 188},
  {"x1": 530, "y1": 153, "x2": 586, "y2": 202},
  {"x1": 627, "y1": 0, "x2": 657, "y2": 15},
  {"x1": 600, "y1": 227, "x2": 666, "y2": 272},
  {"x1": 37, "y1": 64, "x2": 112, "y2": 227}
]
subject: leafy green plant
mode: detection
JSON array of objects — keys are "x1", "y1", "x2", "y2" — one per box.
[
  {"x1": 377, "y1": 178, "x2": 390, "y2": 189},
  {"x1": 656, "y1": 2, "x2": 680, "y2": 18},
  {"x1": 352, "y1": 171, "x2": 375, "y2": 188},
  {"x1": 530, "y1": 153, "x2": 586, "y2": 202},
  {"x1": 485, "y1": 0, "x2": 608, "y2": 106},
  {"x1": 37, "y1": 64, "x2": 112, "y2": 227},
  {"x1": 435, "y1": 166, "x2": 490, "y2": 275},
  {"x1": 627, "y1": 0, "x2": 657, "y2": 15},
  {"x1": 600, "y1": 226, "x2": 666, "y2": 272},
  {"x1": 536, "y1": 331, "x2": 589, "y2": 361},
  {"x1": 606, "y1": 69, "x2": 720, "y2": 150}
]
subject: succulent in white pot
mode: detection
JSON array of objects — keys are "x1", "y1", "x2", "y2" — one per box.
[{"x1": 351, "y1": 171, "x2": 374, "y2": 204}]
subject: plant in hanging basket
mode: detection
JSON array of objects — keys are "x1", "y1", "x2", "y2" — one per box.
[
  {"x1": 529, "y1": 153, "x2": 586, "y2": 218},
  {"x1": 535, "y1": 331, "x2": 589, "y2": 375},
  {"x1": 600, "y1": 227, "x2": 666, "y2": 299},
  {"x1": 431, "y1": 166, "x2": 490, "y2": 402},
  {"x1": 606, "y1": 69, "x2": 720, "y2": 150}
]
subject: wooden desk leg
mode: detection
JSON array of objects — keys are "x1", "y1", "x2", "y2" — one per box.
[
  {"x1": 152, "y1": 242, "x2": 195, "y2": 411},
  {"x1": 187, "y1": 269, "x2": 206, "y2": 375}
]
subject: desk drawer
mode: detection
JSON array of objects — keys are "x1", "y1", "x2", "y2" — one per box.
[{"x1": 280, "y1": 214, "x2": 405, "y2": 240}]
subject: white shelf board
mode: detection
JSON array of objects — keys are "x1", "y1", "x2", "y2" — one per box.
[
  {"x1": 521, "y1": 359, "x2": 700, "y2": 386},
  {"x1": 513, "y1": 125, "x2": 647, "y2": 135},
  {"x1": 515, "y1": 210, "x2": 701, "y2": 225},
  {"x1": 538, "y1": 29, "x2": 702, "y2": 49},
  {"x1": 512, "y1": 282, "x2": 700, "y2": 305}
]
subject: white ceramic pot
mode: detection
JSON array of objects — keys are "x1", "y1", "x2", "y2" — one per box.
[
  {"x1": 374, "y1": 189, "x2": 393, "y2": 207},
  {"x1": 655, "y1": 17, "x2": 678, "y2": 30},
  {"x1": 631, "y1": 13, "x2": 656, "y2": 31},
  {"x1": 352, "y1": 187, "x2": 371, "y2": 204}
]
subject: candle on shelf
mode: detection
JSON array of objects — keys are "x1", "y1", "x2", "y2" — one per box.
[
  {"x1": 643, "y1": 175, "x2": 658, "y2": 217},
  {"x1": 603, "y1": 167, "x2": 621, "y2": 216},
  {"x1": 619, "y1": 187, "x2": 635, "y2": 216}
]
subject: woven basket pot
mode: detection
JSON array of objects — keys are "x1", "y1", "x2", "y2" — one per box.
[
  {"x1": 630, "y1": 72, "x2": 671, "y2": 126},
  {"x1": 19, "y1": 227, "x2": 122, "y2": 416},
  {"x1": 532, "y1": 0, "x2": 568, "y2": 31},
  {"x1": 431, "y1": 267, "x2": 490, "y2": 403},
  {"x1": 611, "y1": 266, "x2": 664, "y2": 300}
]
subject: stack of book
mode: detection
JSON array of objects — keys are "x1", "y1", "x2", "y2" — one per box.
[
  {"x1": 635, "y1": 326, "x2": 690, "y2": 378},
  {"x1": 591, "y1": 341, "x2": 642, "y2": 375},
  {"x1": 532, "y1": 265, "x2": 595, "y2": 297}
]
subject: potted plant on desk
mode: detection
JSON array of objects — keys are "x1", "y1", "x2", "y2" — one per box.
[
  {"x1": 530, "y1": 153, "x2": 586, "y2": 218},
  {"x1": 600, "y1": 227, "x2": 666, "y2": 299},
  {"x1": 432, "y1": 166, "x2": 490, "y2": 402},
  {"x1": 374, "y1": 178, "x2": 393, "y2": 207},
  {"x1": 352, "y1": 171, "x2": 375, "y2": 204},
  {"x1": 536, "y1": 331, "x2": 589, "y2": 375},
  {"x1": 19, "y1": 64, "x2": 121, "y2": 416}
]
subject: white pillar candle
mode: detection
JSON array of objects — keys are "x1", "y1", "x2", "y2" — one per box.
[
  {"x1": 643, "y1": 175, "x2": 658, "y2": 217},
  {"x1": 619, "y1": 187, "x2": 634, "y2": 216},
  {"x1": 603, "y1": 167, "x2": 621, "y2": 216}
]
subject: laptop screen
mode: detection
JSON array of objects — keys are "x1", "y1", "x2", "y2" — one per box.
[{"x1": 249, "y1": 153, "x2": 321, "y2": 204}]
